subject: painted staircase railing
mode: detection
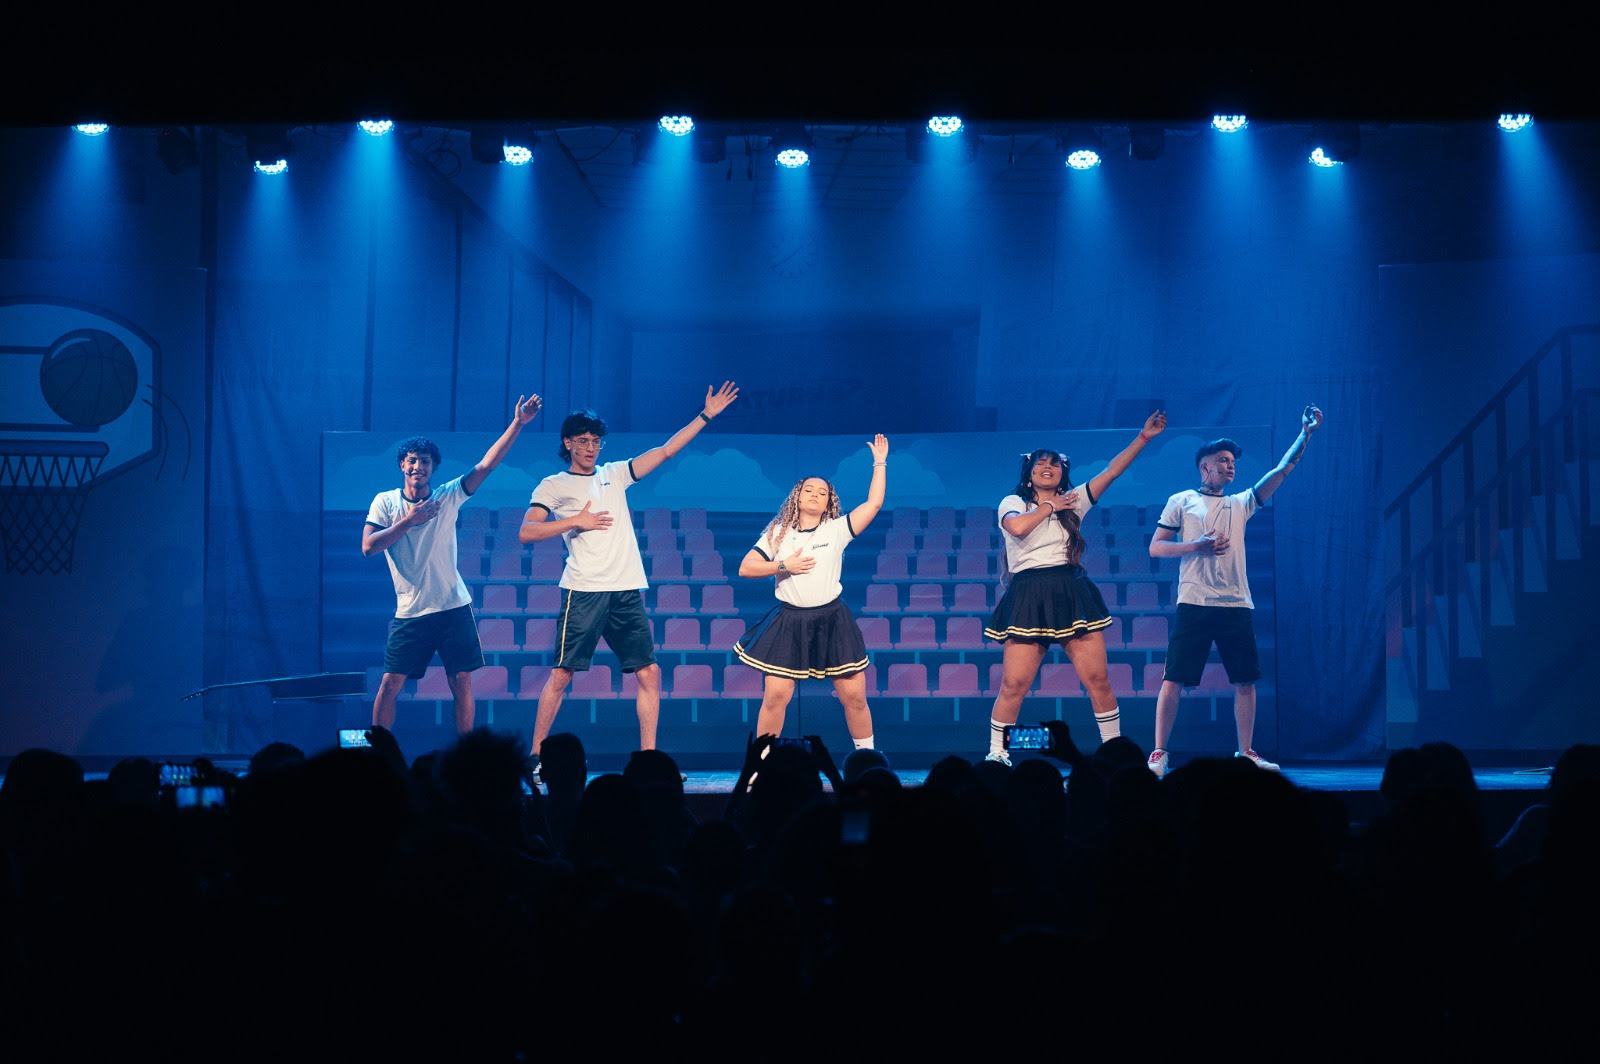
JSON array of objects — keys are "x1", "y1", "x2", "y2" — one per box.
[{"x1": 1385, "y1": 324, "x2": 1599, "y2": 697}]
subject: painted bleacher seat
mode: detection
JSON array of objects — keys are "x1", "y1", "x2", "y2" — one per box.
[
  {"x1": 699, "y1": 584, "x2": 738, "y2": 615},
  {"x1": 654, "y1": 584, "x2": 694, "y2": 614},
  {"x1": 723, "y1": 664, "x2": 764, "y2": 698},
  {"x1": 526, "y1": 585, "x2": 563, "y2": 616},
  {"x1": 896, "y1": 616, "x2": 939, "y2": 650},
  {"x1": 884, "y1": 663, "x2": 929, "y2": 697},
  {"x1": 858, "y1": 616, "x2": 893, "y2": 650},
  {"x1": 669, "y1": 663, "x2": 715, "y2": 697},
  {"x1": 708, "y1": 617, "x2": 746, "y2": 650},
  {"x1": 937, "y1": 662, "x2": 981, "y2": 697},
  {"x1": 481, "y1": 584, "x2": 519, "y2": 614},
  {"x1": 861, "y1": 583, "x2": 899, "y2": 613},
  {"x1": 478, "y1": 617, "x2": 519, "y2": 652},
  {"x1": 519, "y1": 665, "x2": 552, "y2": 698},
  {"x1": 906, "y1": 583, "x2": 944, "y2": 613},
  {"x1": 941, "y1": 616, "x2": 985, "y2": 650},
  {"x1": 661, "y1": 617, "x2": 705, "y2": 651}
]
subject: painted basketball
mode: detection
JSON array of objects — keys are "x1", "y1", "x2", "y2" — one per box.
[{"x1": 38, "y1": 328, "x2": 140, "y2": 427}]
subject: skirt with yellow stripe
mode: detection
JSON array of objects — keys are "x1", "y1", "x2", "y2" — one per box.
[
  {"x1": 984, "y1": 563, "x2": 1113, "y2": 644},
  {"x1": 733, "y1": 598, "x2": 870, "y2": 680}
]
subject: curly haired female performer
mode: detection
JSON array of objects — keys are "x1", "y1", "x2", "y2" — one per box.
[
  {"x1": 733, "y1": 434, "x2": 890, "y2": 750},
  {"x1": 981, "y1": 411, "x2": 1166, "y2": 765}
]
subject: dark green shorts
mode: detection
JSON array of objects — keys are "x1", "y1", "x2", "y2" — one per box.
[
  {"x1": 550, "y1": 588, "x2": 657, "y2": 673},
  {"x1": 383, "y1": 604, "x2": 485, "y2": 678}
]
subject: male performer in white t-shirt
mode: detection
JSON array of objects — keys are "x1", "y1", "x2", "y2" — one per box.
[
  {"x1": 363, "y1": 393, "x2": 542, "y2": 734},
  {"x1": 518, "y1": 382, "x2": 739, "y2": 771},
  {"x1": 1145, "y1": 405, "x2": 1324, "y2": 778}
]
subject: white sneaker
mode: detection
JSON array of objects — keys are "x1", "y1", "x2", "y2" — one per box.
[
  {"x1": 1147, "y1": 749, "x2": 1169, "y2": 778},
  {"x1": 984, "y1": 751, "x2": 1013, "y2": 768},
  {"x1": 1236, "y1": 749, "x2": 1280, "y2": 772}
]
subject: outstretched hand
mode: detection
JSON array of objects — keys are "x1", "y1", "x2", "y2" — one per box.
[
  {"x1": 1140, "y1": 409, "x2": 1168, "y2": 441},
  {"x1": 704, "y1": 381, "x2": 740, "y2": 418},
  {"x1": 1303, "y1": 405, "x2": 1324, "y2": 434},
  {"x1": 867, "y1": 433, "x2": 889, "y2": 464},
  {"x1": 571, "y1": 500, "x2": 613, "y2": 531},
  {"x1": 514, "y1": 393, "x2": 543, "y2": 425}
]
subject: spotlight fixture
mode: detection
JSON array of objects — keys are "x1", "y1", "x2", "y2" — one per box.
[
  {"x1": 1307, "y1": 123, "x2": 1360, "y2": 165},
  {"x1": 1060, "y1": 126, "x2": 1103, "y2": 169},
  {"x1": 246, "y1": 126, "x2": 294, "y2": 174},
  {"x1": 658, "y1": 115, "x2": 694, "y2": 136},
  {"x1": 1128, "y1": 124, "x2": 1165, "y2": 161},
  {"x1": 73, "y1": 123, "x2": 109, "y2": 137},
  {"x1": 503, "y1": 139, "x2": 534, "y2": 166},
  {"x1": 156, "y1": 127, "x2": 199, "y2": 174},
  {"x1": 358, "y1": 119, "x2": 394, "y2": 137},
  {"x1": 927, "y1": 116, "x2": 962, "y2": 137},
  {"x1": 772, "y1": 123, "x2": 812, "y2": 168},
  {"x1": 1497, "y1": 113, "x2": 1532, "y2": 132},
  {"x1": 1211, "y1": 114, "x2": 1248, "y2": 133}
]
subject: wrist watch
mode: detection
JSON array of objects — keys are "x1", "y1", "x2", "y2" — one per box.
[{"x1": 777, "y1": 559, "x2": 787, "y2": 573}]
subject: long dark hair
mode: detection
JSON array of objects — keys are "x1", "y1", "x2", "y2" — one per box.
[{"x1": 1014, "y1": 449, "x2": 1084, "y2": 567}]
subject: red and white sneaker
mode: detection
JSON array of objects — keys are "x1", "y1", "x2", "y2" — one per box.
[
  {"x1": 1236, "y1": 749, "x2": 1280, "y2": 772},
  {"x1": 1147, "y1": 749, "x2": 1169, "y2": 779}
]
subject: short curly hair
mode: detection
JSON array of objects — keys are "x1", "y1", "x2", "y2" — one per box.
[{"x1": 396, "y1": 436, "x2": 441, "y2": 466}]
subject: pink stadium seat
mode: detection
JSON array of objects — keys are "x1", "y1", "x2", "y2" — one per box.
[
  {"x1": 1106, "y1": 663, "x2": 1136, "y2": 698},
  {"x1": 669, "y1": 664, "x2": 715, "y2": 697},
  {"x1": 478, "y1": 618, "x2": 519, "y2": 652},
  {"x1": 526, "y1": 585, "x2": 563, "y2": 616},
  {"x1": 1123, "y1": 582, "x2": 1159, "y2": 611},
  {"x1": 953, "y1": 551, "x2": 991, "y2": 580},
  {"x1": 884, "y1": 663, "x2": 930, "y2": 697},
  {"x1": 644, "y1": 530, "x2": 678, "y2": 555},
  {"x1": 642, "y1": 508, "x2": 673, "y2": 531},
  {"x1": 524, "y1": 618, "x2": 557, "y2": 654},
  {"x1": 709, "y1": 618, "x2": 746, "y2": 649},
  {"x1": 858, "y1": 616, "x2": 893, "y2": 650},
  {"x1": 488, "y1": 553, "x2": 524, "y2": 581},
  {"x1": 1197, "y1": 663, "x2": 1233, "y2": 691},
  {"x1": 481, "y1": 584, "x2": 519, "y2": 614},
  {"x1": 861, "y1": 583, "x2": 899, "y2": 614},
  {"x1": 913, "y1": 550, "x2": 950, "y2": 580},
  {"x1": 412, "y1": 666, "x2": 451, "y2": 699},
  {"x1": 896, "y1": 616, "x2": 939, "y2": 650},
  {"x1": 926, "y1": 506, "x2": 958, "y2": 529},
  {"x1": 722, "y1": 664, "x2": 765, "y2": 698},
  {"x1": 679, "y1": 508, "x2": 708, "y2": 532},
  {"x1": 951, "y1": 583, "x2": 989, "y2": 613},
  {"x1": 518, "y1": 665, "x2": 552, "y2": 699},
  {"x1": 688, "y1": 552, "x2": 725, "y2": 582},
  {"x1": 961, "y1": 505, "x2": 991, "y2": 530},
  {"x1": 941, "y1": 616, "x2": 985, "y2": 650},
  {"x1": 473, "y1": 665, "x2": 511, "y2": 699},
  {"x1": 1142, "y1": 663, "x2": 1168, "y2": 696},
  {"x1": 572, "y1": 665, "x2": 617, "y2": 699},
  {"x1": 655, "y1": 584, "x2": 694, "y2": 614},
  {"x1": 937, "y1": 662, "x2": 981, "y2": 697},
  {"x1": 699, "y1": 584, "x2": 737, "y2": 615},
  {"x1": 1127, "y1": 615, "x2": 1169, "y2": 649},
  {"x1": 650, "y1": 551, "x2": 686, "y2": 581},
  {"x1": 957, "y1": 529, "x2": 995, "y2": 553},
  {"x1": 661, "y1": 617, "x2": 705, "y2": 651},
  {"x1": 885, "y1": 528, "x2": 918, "y2": 552},
  {"x1": 458, "y1": 508, "x2": 492, "y2": 530},
  {"x1": 457, "y1": 529, "x2": 489, "y2": 555},
  {"x1": 529, "y1": 553, "x2": 564, "y2": 581},
  {"x1": 874, "y1": 552, "x2": 911, "y2": 581},
  {"x1": 682, "y1": 530, "x2": 715, "y2": 554},
  {"x1": 496, "y1": 506, "x2": 527, "y2": 531},
  {"x1": 906, "y1": 583, "x2": 944, "y2": 613},
  {"x1": 1039, "y1": 663, "x2": 1082, "y2": 697},
  {"x1": 891, "y1": 507, "x2": 922, "y2": 530},
  {"x1": 920, "y1": 528, "x2": 955, "y2": 552}
]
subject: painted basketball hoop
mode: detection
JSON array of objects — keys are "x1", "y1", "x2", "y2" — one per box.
[{"x1": 0, "y1": 439, "x2": 109, "y2": 574}]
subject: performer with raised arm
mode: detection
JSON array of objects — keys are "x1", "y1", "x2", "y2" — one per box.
[
  {"x1": 1145, "y1": 405, "x2": 1324, "y2": 778},
  {"x1": 363, "y1": 393, "x2": 542, "y2": 734},
  {"x1": 980, "y1": 411, "x2": 1167, "y2": 765},
  {"x1": 733, "y1": 435, "x2": 890, "y2": 753},
  {"x1": 519, "y1": 382, "x2": 739, "y2": 777}
]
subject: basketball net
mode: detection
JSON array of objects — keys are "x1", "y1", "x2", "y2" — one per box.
[{"x1": 0, "y1": 440, "x2": 108, "y2": 575}]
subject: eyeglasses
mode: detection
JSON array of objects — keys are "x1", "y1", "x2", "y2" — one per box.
[{"x1": 568, "y1": 436, "x2": 606, "y2": 451}]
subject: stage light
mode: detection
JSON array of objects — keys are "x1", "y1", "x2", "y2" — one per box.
[
  {"x1": 1060, "y1": 126, "x2": 1103, "y2": 169},
  {"x1": 358, "y1": 119, "x2": 394, "y2": 137},
  {"x1": 927, "y1": 116, "x2": 962, "y2": 137},
  {"x1": 1497, "y1": 113, "x2": 1532, "y2": 132},
  {"x1": 156, "y1": 127, "x2": 199, "y2": 174},
  {"x1": 1065, "y1": 150, "x2": 1100, "y2": 169},
  {"x1": 1307, "y1": 123, "x2": 1360, "y2": 165},
  {"x1": 1128, "y1": 125, "x2": 1165, "y2": 161},
  {"x1": 503, "y1": 141, "x2": 534, "y2": 165},
  {"x1": 659, "y1": 115, "x2": 694, "y2": 136},
  {"x1": 246, "y1": 127, "x2": 294, "y2": 174},
  {"x1": 73, "y1": 123, "x2": 109, "y2": 137},
  {"x1": 772, "y1": 123, "x2": 812, "y2": 168},
  {"x1": 1211, "y1": 114, "x2": 1248, "y2": 132}
]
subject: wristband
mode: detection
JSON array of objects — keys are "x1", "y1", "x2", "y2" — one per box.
[
  {"x1": 777, "y1": 559, "x2": 786, "y2": 573},
  {"x1": 873, "y1": 462, "x2": 886, "y2": 467},
  {"x1": 698, "y1": 411, "x2": 713, "y2": 424}
]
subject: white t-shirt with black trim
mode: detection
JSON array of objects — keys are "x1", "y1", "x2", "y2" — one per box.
[
  {"x1": 528, "y1": 460, "x2": 649, "y2": 592},
  {"x1": 998, "y1": 490, "x2": 1095, "y2": 573},
  {"x1": 365, "y1": 476, "x2": 473, "y2": 619},
  {"x1": 1156, "y1": 487, "x2": 1261, "y2": 608},
  {"x1": 752, "y1": 514, "x2": 856, "y2": 607}
]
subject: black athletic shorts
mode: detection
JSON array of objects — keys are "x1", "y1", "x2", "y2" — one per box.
[
  {"x1": 550, "y1": 588, "x2": 658, "y2": 673},
  {"x1": 1161, "y1": 603, "x2": 1261, "y2": 686},
  {"x1": 383, "y1": 604, "x2": 485, "y2": 678}
]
